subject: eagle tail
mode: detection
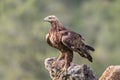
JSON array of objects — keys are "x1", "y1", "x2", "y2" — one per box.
[
  {"x1": 85, "y1": 45, "x2": 95, "y2": 51},
  {"x1": 85, "y1": 51, "x2": 93, "y2": 62},
  {"x1": 77, "y1": 49, "x2": 93, "y2": 62}
]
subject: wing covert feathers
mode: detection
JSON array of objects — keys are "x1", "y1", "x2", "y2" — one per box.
[{"x1": 61, "y1": 30, "x2": 94, "y2": 62}]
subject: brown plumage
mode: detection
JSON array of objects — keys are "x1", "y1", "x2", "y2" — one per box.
[{"x1": 44, "y1": 15, "x2": 95, "y2": 70}]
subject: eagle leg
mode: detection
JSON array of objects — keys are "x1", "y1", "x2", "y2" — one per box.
[
  {"x1": 57, "y1": 52, "x2": 65, "y2": 61},
  {"x1": 59, "y1": 51, "x2": 73, "y2": 75},
  {"x1": 52, "y1": 52, "x2": 65, "y2": 69}
]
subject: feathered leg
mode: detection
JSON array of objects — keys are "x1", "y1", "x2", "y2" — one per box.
[
  {"x1": 64, "y1": 51, "x2": 73, "y2": 69},
  {"x1": 59, "y1": 51, "x2": 73, "y2": 74},
  {"x1": 57, "y1": 52, "x2": 65, "y2": 61}
]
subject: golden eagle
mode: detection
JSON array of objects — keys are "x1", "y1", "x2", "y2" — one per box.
[{"x1": 44, "y1": 15, "x2": 95, "y2": 71}]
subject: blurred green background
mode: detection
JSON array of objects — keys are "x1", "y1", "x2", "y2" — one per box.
[{"x1": 1, "y1": 0, "x2": 120, "y2": 80}]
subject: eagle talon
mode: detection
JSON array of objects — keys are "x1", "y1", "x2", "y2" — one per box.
[{"x1": 58, "y1": 66, "x2": 68, "y2": 76}]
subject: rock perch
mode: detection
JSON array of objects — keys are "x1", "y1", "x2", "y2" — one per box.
[
  {"x1": 99, "y1": 65, "x2": 120, "y2": 80},
  {"x1": 44, "y1": 57, "x2": 96, "y2": 80}
]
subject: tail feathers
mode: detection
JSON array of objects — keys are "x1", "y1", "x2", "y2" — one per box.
[
  {"x1": 86, "y1": 52, "x2": 93, "y2": 62},
  {"x1": 77, "y1": 50, "x2": 93, "y2": 62},
  {"x1": 85, "y1": 45, "x2": 95, "y2": 51}
]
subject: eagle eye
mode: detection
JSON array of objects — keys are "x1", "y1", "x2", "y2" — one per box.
[{"x1": 49, "y1": 17, "x2": 53, "y2": 19}]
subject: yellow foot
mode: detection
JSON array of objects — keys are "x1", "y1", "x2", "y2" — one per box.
[{"x1": 58, "y1": 67, "x2": 68, "y2": 76}]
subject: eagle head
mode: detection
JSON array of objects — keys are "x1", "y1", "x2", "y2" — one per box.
[{"x1": 44, "y1": 15, "x2": 59, "y2": 22}]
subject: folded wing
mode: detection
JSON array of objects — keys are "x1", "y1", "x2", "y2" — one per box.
[{"x1": 61, "y1": 30, "x2": 94, "y2": 62}]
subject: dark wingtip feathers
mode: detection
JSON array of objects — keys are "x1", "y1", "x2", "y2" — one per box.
[
  {"x1": 87, "y1": 55, "x2": 93, "y2": 62},
  {"x1": 85, "y1": 45, "x2": 95, "y2": 51},
  {"x1": 78, "y1": 50, "x2": 93, "y2": 62}
]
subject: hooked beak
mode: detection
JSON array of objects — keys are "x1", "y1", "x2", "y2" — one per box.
[{"x1": 44, "y1": 17, "x2": 49, "y2": 22}]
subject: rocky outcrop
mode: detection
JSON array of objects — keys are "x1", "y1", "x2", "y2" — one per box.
[
  {"x1": 44, "y1": 57, "x2": 96, "y2": 80},
  {"x1": 99, "y1": 65, "x2": 120, "y2": 80}
]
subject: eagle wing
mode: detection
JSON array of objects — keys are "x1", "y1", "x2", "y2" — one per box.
[
  {"x1": 46, "y1": 33, "x2": 53, "y2": 47},
  {"x1": 61, "y1": 30, "x2": 84, "y2": 51},
  {"x1": 61, "y1": 30, "x2": 94, "y2": 62}
]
